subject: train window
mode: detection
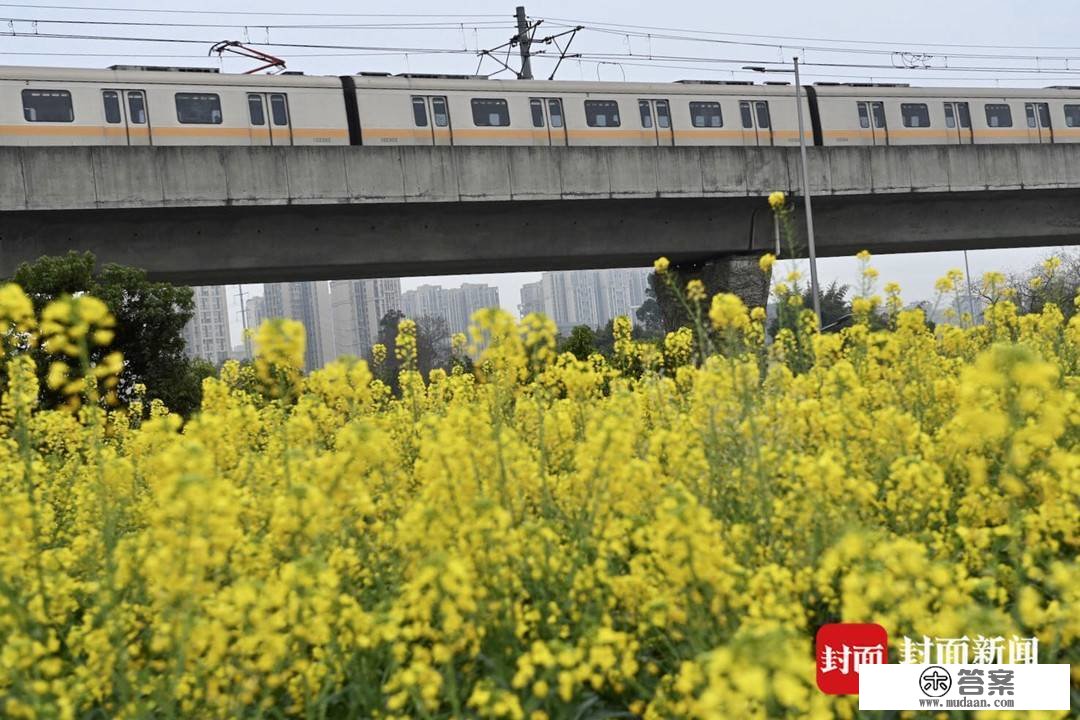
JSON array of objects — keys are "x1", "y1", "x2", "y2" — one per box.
[
  {"x1": 128, "y1": 92, "x2": 146, "y2": 124},
  {"x1": 22, "y1": 89, "x2": 74, "y2": 122},
  {"x1": 247, "y1": 95, "x2": 265, "y2": 125},
  {"x1": 655, "y1": 100, "x2": 671, "y2": 128},
  {"x1": 412, "y1": 97, "x2": 428, "y2": 127},
  {"x1": 755, "y1": 101, "x2": 770, "y2": 129},
  {"x1": 431, "y1": 97, "x2": 449, "y2": 127},
  {"x1": 1038, "y1": 103, "x2": 1051, "y2": 128},
  {"x1": 175, "y1": 93, "x2": 222, "y2": 124},
  {"x1": 530, "y1": 99, "x2": 544, "y2": 127},
  {"x1": 270, "y1": 94, "x2": 288, "y2": 126},
  {"x1": 985, "y1": 104, "x2": 1012, "y2": 128},
  {"x1": 857, "y1": 103, "x2": 870, "y2": 128},
  {"x1": 690, "y1": 101, "x2": 723, "y2": 128},
  {"x1": 901, "y1": 103, "x2": 930, "y2": 128},
  {"x1": 871, "y1": 102, "x2": 886, "y2": 128},
  {"x1": 638, "y1": 101, "x2": 653, "y2": 129},
  {"x1": 740, "y1": 101, "x2": 753, "y2": 128},
  {"x1": 102, "y1": 91, "x2": 122, "y2": 124},
  {"x1": 547, "y1": 99, "x2": 563, "y2": 128},
  {"x1": 1025, "y1": 104, "x2": 1037, "y2": 128},
  {"x1": 957, "y1": 103, "x2": 971, "y2": 128},
  {"x1": 1065, "y1": 104, "x2": 1080, "y2": 127},
  {"x1": 471, "y1": 98, "x2": 510, "y2": 127},
  {"x1": 585, "y1": 100, "x2": 620, "y2": 127}
]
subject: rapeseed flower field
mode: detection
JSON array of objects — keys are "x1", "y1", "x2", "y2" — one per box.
[{"x1": 0, "y1": 250, "x2": 1077, "y2": 719}]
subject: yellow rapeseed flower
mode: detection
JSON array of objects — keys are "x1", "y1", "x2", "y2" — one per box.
[{"x1": 708, "y1": 293, "x2": 750, "y2": 332}]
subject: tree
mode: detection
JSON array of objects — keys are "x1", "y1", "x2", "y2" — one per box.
[
  {"x1": 1000, "y1": 250, "x2": 1080, "y2": 319},
  {"x1": 634, "y1": 287, "x2": 664, "y2": 340},
  {"x1": 768, "y1": 281, "x2": 852, "y2": 337},
  {"x1": 414, "y1": 315, "x2": 451, "y2": 377},
  {"x1": 559, "y1": 325, "x2": 596, "y2": 360},
  {"x1": 374, "y1": 310, "x2": 452, "y2": 391},
  {"x1": 10, "y1": 251, "x2": 204, "y2": 415},
  {"x1": 374, "y1": 310, "x2": 406, "y2": 390}
]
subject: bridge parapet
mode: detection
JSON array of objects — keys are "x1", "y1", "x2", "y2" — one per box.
[{"x1": 4, "y1": 143, "x2": 1080, "y2": 214}]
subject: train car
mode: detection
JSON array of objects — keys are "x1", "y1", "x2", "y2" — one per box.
[
  {"x1": 0, "y1": 65, "x2": 349, "y2": 146},
  {"x1": 4, "y1": 64, "x2": 1080, "y2": 150},
  {"x1": 346, "y1": 75, "x2": 813, "y2": 148},
  {"x1": 813, "y1": 84, "x2": 1080, "y2": 145}
]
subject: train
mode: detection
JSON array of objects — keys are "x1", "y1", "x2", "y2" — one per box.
[{"x1": 3, "y1": 64, "x2": 1079, "y2": 148}]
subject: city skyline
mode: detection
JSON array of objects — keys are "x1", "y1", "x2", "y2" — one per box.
[{"x1": 214, "y1": 244, "x2": 1070, "y2": 347}]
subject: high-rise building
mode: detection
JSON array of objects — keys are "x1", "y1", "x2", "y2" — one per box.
[
  {"x1": 262, "y1": 281, "x2": 335, "y2": 371},
  {"x1": 331, "y1": 278, "x2": 402, "y2": 358},
  {"x1": 245, "y1": 295, "x2": 267, "y2": 331},
  {"x1": 447, "y1": 282, "x2": 500, "y2": 335},
  {"x1": 524, "y1": 269, "x2": 651, "y2": 333},
  {"x1": 519, "y1": 281, "x2": 544, "y2": 318},
  {"x1": 400, "y1": 281, "x2": 500, "y2": 336},
  {"x1": 599, "y1": 268, "x2": 649, "y2": 323},
  {"x1": 400, "y1": 284, "x2": 450, "y2": 323},
  {"x1": 234, "y1": 295, "x2": 268, "y2": 359},
  {"x1": 182, "y1": 285, "x2": 232, "y2": 365}
]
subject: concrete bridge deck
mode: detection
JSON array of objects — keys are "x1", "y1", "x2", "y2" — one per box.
[{"x1": 2, "y1": 144, "x2": 1079, "y2": 284}]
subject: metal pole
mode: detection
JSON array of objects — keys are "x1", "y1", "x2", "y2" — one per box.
[
  {"x1": 962, "y1": 249, "x2": 977, "y2": 323},
  {"x1": 793, "y1": 57, "x2": 822, "y2": 326},
  {"x1": 236, "y1": 284, "x2": 251, "y2": 359},
  {"x1": 515, "y1": 6, "x2": 533, "y2": 80},
  {"x1": 773, "y1": 213, "x2": 781, "y2": 257}
]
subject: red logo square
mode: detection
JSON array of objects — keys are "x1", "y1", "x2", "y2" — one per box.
[{"x1": 815, "y1": 623, "x2": 888, "y2": 694}]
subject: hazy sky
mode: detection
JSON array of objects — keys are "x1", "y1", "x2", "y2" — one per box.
[{"x1": 4, "y1": 0, "x2": 1076, "y2": 336}]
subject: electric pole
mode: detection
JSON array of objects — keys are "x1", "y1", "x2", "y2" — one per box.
[
  {"x1": 235, "y1": 285, "x2": 252, "y2": 359},
  {"x1": 515, "y1": 5, "x2": 533, "y2": 79}
]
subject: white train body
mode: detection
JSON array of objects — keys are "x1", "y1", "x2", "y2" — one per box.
[{"x1": 1, "y1": 65, "x2": 1077, "y2": 148}]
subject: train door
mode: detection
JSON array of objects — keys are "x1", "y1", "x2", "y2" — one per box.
[
  {"x1": 638, "y1": 99, "x2": 674, "y2": 146},
  {"x1": 102, "y1": 89, "x2": 151, "y2": 145},
  {"x1": 943, "y1": 102, "x2": 973, "y2": 144},
  {"x1": 1025, "y1": 102, "x2": 1053, "y2": 143},
  {"x1": 246, "y1": 94, "x2": 271, "y2": 145},
  {"x1": 529, "y1": 97, "x2": 567, "y2": 146},
  {"x1": 856, "y1": 101, "x2": 887, "y2": 145},
  {"x1": 411, "y1": 95, "x2": 452, "y2": 145},
  {"x1": 247, "y1": 93, "x2": 293, "y2": 145},
  {"x1": 739, "y1": 100, "x2": 773, "y2": 146}
]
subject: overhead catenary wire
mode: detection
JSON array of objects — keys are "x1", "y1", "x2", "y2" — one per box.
[
  {"x1": 6, "y1": 30, "x2": 1080, "y2": 77},
  {"x1": 0, "y1": 16, "x2": 513, "y2": 29},
  {"x1": 564, "y1": 24, "x2": 1080, "y2": 64},
  {"x1": 1, "y1": 10, "x2": 1078, "y2": 85},
  {"x1": 0, "y1": 3, "x2": 505, "y2": 18},
  {"x1": 573, "y1": 57, "x2": 1080, "y2": 84},
  {"x1": 3, "y1": 7, "x2": 1077, "y2": 63},
  {"x1": 568, "y1": 51, "x2": 1080, "y2": 75},
  {"x1": 546, "y1": 16, "x2": 1080, "y2": 53},
  {"x1": 0, "y1": 30, "x2": 480, "y2": 55}
]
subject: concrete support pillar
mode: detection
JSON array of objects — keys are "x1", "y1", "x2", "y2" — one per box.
[{"x1": 657, "y1": 255, "x2": 771, "y2": 332}]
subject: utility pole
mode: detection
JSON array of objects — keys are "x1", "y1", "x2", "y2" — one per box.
[
  {"x1": 235, "y1": 284, "x2": 252, "y2": 359},
  {"x1": 793, "y1": 56, "x2": 822, "y2": 326},
  {"x1": 743, "y1": 59, "x2": 822, "y2": 325},
  {"x1": 962, "y1": 249, "x2": 977, "y2": 323},
  {"x1": 515, "y1": 5, "x2": 533, "y2": 79}
]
